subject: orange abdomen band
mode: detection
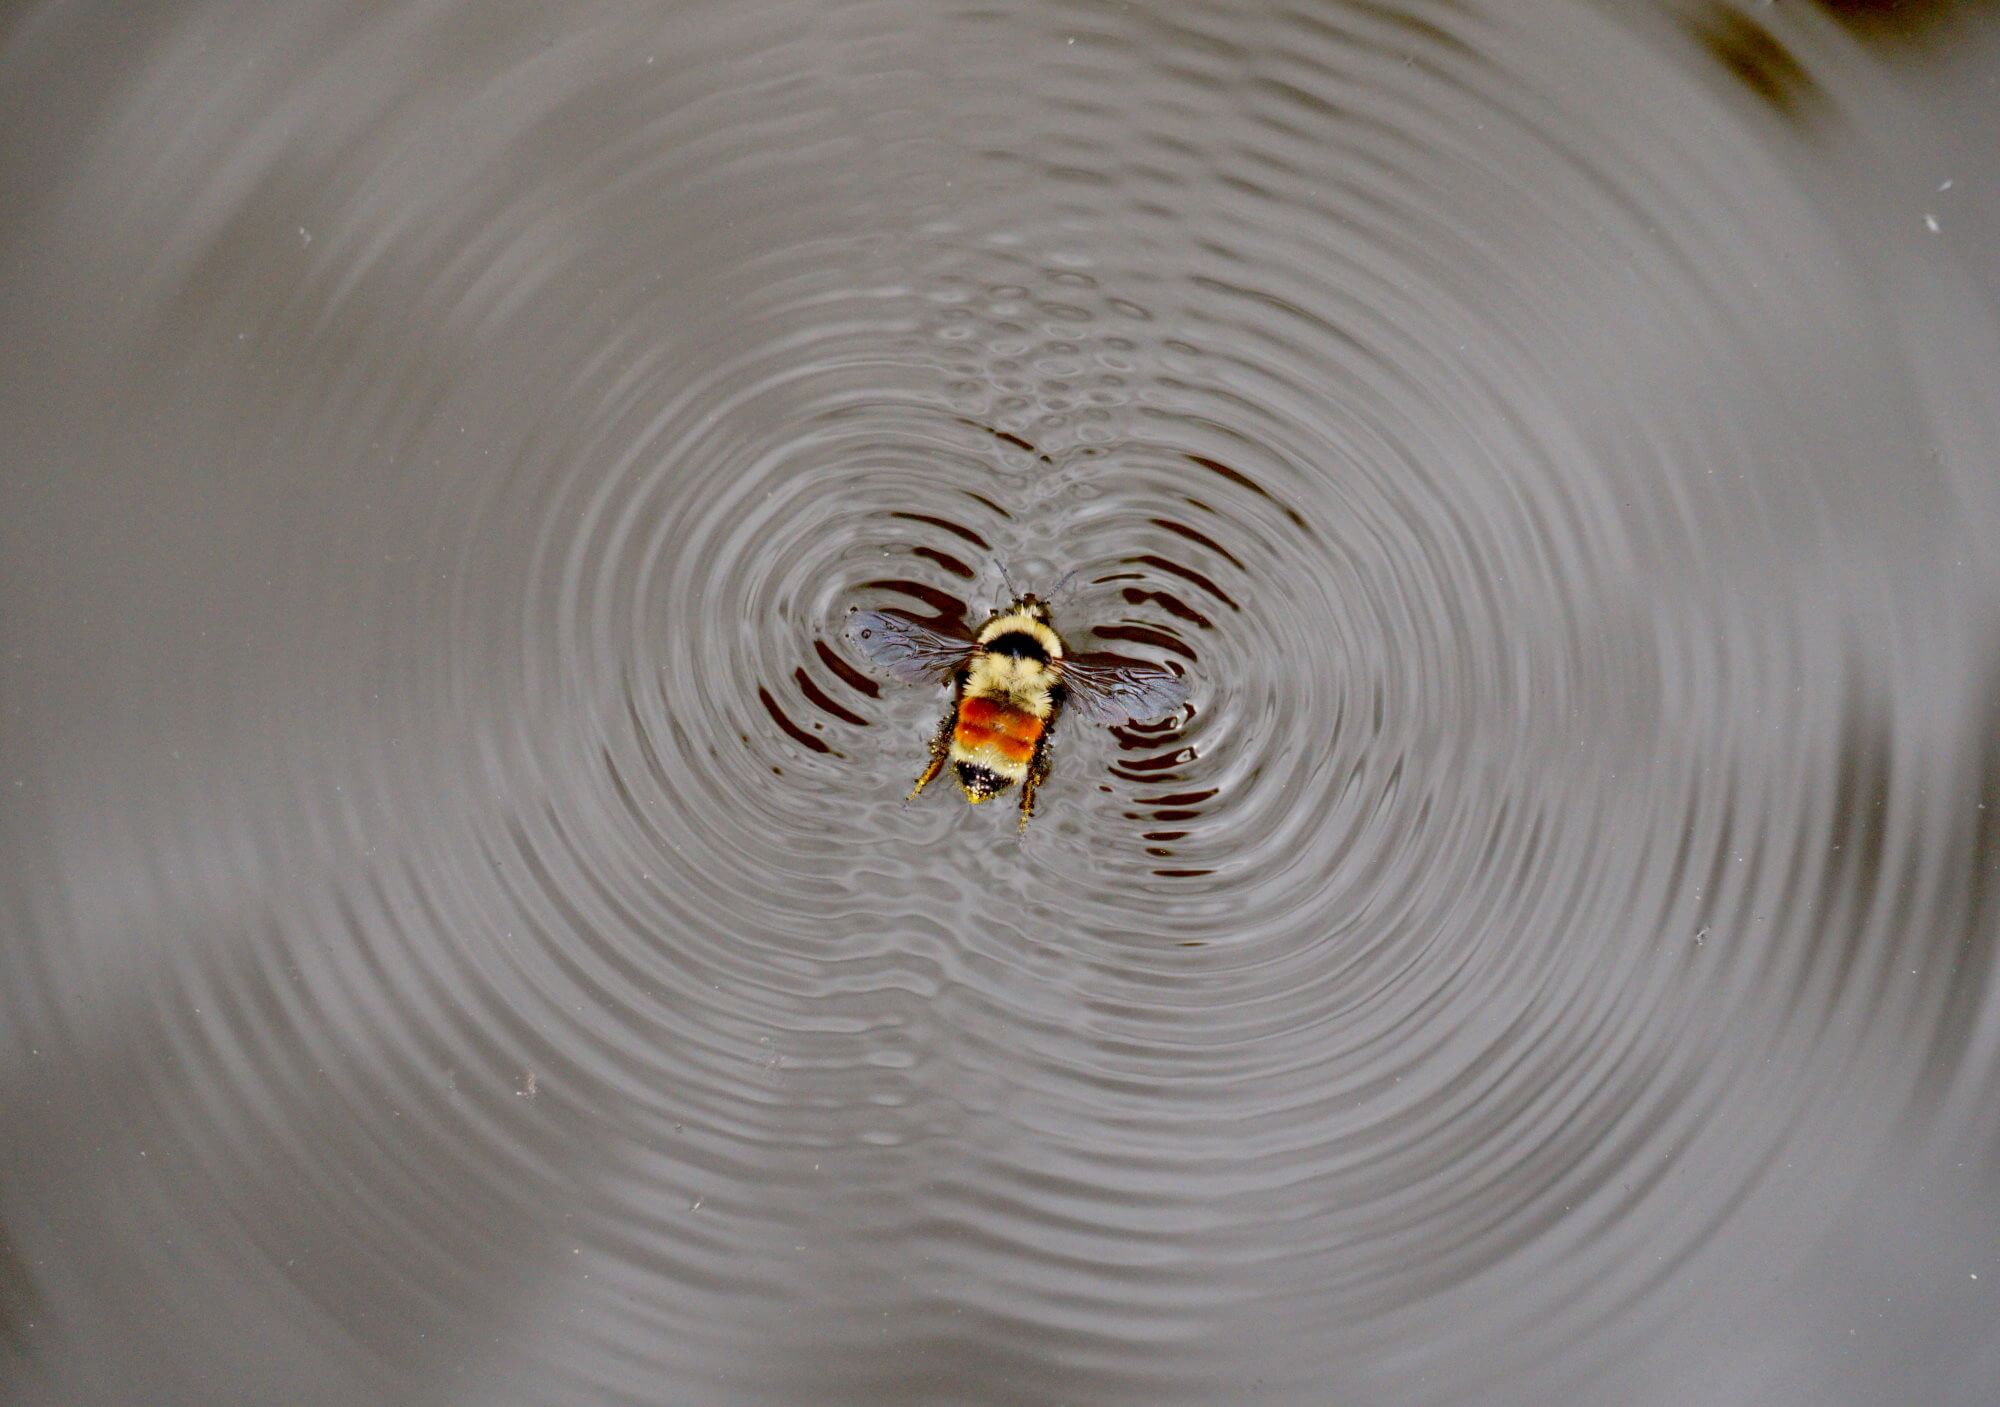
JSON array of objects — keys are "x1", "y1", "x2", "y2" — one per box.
[{"x1": 955, "y1": 697, "x2": 1043, "y2": 761}]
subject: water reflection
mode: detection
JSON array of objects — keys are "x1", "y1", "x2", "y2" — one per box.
[{"x1": 2, "y1": 2, "x2": 1997, "y2": 1405}]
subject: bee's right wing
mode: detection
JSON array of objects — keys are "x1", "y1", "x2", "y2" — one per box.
[
  {"x1": 1058, "y1": 651, "x2": 1190, "y2": 725},
  {"x1": 844, "y1": 610, "x2": 976, "y2": 683}
]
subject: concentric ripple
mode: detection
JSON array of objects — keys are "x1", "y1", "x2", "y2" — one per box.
[{"x1": 3, "y1": 3, "x2": 1998, "y2": 1406}]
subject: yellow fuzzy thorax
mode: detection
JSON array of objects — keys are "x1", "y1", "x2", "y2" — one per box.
[
  {"x1": 976, "y1": 608, "x2": 1064, "y2": 656},
  {"x1": 966, "y1": 607, "x2": 1065, "y2": 719},
  {"x1": 963, "y1": 653, "x2": 1056, "y2": 716}
]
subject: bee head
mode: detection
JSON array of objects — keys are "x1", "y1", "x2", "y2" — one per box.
[
  {"x1": 1015, "y1": 593, "x2": 1052, "y2": 622},
  {"x1": 954, "y1": 762, "x2": 1012, "y2": 803}
]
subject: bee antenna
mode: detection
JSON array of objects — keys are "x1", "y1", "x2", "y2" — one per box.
[
  {"x1": 997, "y1": 559, "x2": 1021, "y2": 601},
  {"x1": 1049, "y1": 567, "x2": 1083, "y2": 603}
]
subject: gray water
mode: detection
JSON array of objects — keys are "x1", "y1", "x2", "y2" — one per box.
[{"x1": 3, "y1": 2, "x2": 1999, "y2": 1404}]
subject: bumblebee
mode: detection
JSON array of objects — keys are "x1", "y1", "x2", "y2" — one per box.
[{"x1": 846, "y1": 593, "x2": 1189, "y2": 829}]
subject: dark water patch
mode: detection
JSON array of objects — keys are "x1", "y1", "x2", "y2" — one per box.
[
  {"x1": 813, "y1": 638, "x2": 879, "y2": 699},
  {"x1": 1186, "y1": 453, "x2": 1311, "y2": 531},
  {"x1": 858, "y1": 579, "x2": 968, "y2": 623},
  {"x1": 910, "y1": 545, "x2": 975, "y2": 578},
  {"x1": 1692, "y1": 5, "x2": 1822, "y2": 117},
  {"x1": 1089, "y1": 622, "x2": 1199, "y2": 661},
  {"x1": 1125, "y1": 551, "x2": 1241, "y2": 610},
  {"x1": 793, "y1": 666, "x2": 869, "y2": 729},
  {"x1": 1152, "y1": 515, "x2": 1248, "y2": 570},
  {"x1": 1817, "y1": 0, "x2": 1991, "y2": 44},
  {"x1": 759, "y1": 685, "x2": 839, "y2": 757},
  {"x1": 888, "y1": 512, "x2": 991, "y2": 549},
  {"x1": 1119, "y1": 583, "x2": 1215, "y2": 628}
]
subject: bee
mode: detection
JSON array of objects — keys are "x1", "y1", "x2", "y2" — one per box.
[{"x1": 846, "y1": 592, "x2": 1189, "y2": 829}]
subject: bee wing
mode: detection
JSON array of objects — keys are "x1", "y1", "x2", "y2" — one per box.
[
  {"x1": 1058, "y1": 651, "x2": 1190, "y2": 725},
  {"x1": 844, "y1": 610, "x2": 976, "y2": 683}
]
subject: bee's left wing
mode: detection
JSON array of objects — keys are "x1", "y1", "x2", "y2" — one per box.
[
  {"x1": 845, "y1": 609, "x2": 976, "y2": 683},
  {"x1": 1058, "y1": 652, "x2": 1190, "y2": 725}
]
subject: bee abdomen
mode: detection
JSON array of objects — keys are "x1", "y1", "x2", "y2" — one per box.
[
  {"x1": 953, "y1": 761, "x2": 1013, "y2": 801},
  {"x1": 953, "y1": 695, "x2": 1042, "y2": 764}
]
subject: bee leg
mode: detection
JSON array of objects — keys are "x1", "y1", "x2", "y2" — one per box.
[
  {"x1": 908, "y1": 754, "x2": 945, "y2": 800},
  {"x1": 1018, "y1": 734, "x2": 1054, "y2": 831},
  {"x1": 908, "y1": 714, "x2": 954, "y2": 800}
]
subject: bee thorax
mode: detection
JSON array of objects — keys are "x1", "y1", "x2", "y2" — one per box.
[{"x1": 964, "y1": 654, "x2": 1055, "y2": 712}]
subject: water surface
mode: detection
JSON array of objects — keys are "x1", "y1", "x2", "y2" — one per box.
[{"x1": 3, "y1": 2, "x2": 1998, "y2": 1404}]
